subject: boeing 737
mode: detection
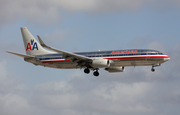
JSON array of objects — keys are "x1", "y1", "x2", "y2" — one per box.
[{"x1": 7, "y1": 27, "x2": 170, "y2": 76}]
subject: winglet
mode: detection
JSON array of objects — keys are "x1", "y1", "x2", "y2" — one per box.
[{"x1": 37, "y1": 35, "x2": 46, "y2": 47}]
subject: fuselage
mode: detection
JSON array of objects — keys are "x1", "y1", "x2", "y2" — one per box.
[{"x1": 28, "y1": 49, "x2": 170, "y2": 69}]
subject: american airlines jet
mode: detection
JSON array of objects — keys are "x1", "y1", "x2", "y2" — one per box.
[{"x1": 7, "y1": 27, "x2": 170, "y2": 76}]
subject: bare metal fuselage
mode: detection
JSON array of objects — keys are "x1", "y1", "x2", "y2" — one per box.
[{"x1": 25, "y1": 50, "x2": 169, "y2": 69}]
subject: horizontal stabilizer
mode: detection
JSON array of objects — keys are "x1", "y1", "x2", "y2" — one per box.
[{"x1": 6, "y1": 51, "x2": 35, "y2": 58}]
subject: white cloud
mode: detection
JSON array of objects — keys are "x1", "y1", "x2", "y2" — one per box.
[
  {"x1": 0, "y1": 0, "x2": 180, "y2": 27},
  {"x1": 0, "y1": 0, "x2": 60, "y2": 27},
  {"x1": 32, "y1": 76, "x2": 155, "y2": 114},
  {"x1": 0, "y1": 61, "x2": 30, "y2": 115},
  {"x1": 0, "y1": 94, "x2": 29, "y2": 114},
  {"x1": 92, "y1": 82, "x2": 154, "y2": 113},
  {"x1": 52, "y1": 0, "x2": 146, "y2": 12}
]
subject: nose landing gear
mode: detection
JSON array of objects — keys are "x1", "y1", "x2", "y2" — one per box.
[
  {"x1": 151, "y1": 64, "x2": 160, "y2": 72},
  {"x1": 151, "y1": 67, "x2": 155, "y2": 72}
]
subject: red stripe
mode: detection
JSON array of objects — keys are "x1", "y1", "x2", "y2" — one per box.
[
  {"x1": 42, "y1": 60, "x2": 71, "y2": 63},
  {"x1": 41, "y1": 56, "x2": 170, "y2": 63}
]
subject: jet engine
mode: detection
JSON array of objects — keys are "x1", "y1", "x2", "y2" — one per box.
[
  {"x1": 105, "y1": 67, "x2": 125, "y2": 73},
  {"x1": 92, "y1": 59, "x2": 110, "y2": 68}
]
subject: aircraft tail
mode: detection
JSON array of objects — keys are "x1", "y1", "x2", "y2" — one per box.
[{"x1": 21, "y1": 27, "x2": 54, "y2": 56}]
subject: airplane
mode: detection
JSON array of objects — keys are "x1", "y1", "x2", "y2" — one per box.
[{"x1": 7, "y1": 27, "x2": 170, "y2": 76}]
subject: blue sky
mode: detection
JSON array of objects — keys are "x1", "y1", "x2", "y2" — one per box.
[{"x1": 1, "y1": 0, "x2": 180, "y2": 115}]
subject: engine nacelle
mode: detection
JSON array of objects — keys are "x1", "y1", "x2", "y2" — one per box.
[
  {"x1": 92, "y1": 59, "x2": 110, "y2": 68},
  {"x1": 105, "y1": 67, "x2": 125, "y2": 73}
]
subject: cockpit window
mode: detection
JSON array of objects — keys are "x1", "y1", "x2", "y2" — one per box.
[{"x1": 156, "y1": 52, "x2": 163, "y2": 55}]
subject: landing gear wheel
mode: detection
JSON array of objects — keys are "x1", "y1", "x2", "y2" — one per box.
[
  {"x1": 151, "y1": 68, "x2": 155, "y2": 72},
  {"x1": 93, "y1": 71, "x2": 99, "y2": 77},
  {"x1": 84, "y1": 68, "x2": 90, "y2": 74}
]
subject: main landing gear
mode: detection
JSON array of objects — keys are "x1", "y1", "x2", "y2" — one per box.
[
  {"x1": 84, "y1": 68, "x2": 90, "y2": 74},
  {"x1": 93, "y1": 70, "x2": 99, "y2": 77},
  {"x1": 84, "y1": 68, "x2": 99, "y2": 77}
]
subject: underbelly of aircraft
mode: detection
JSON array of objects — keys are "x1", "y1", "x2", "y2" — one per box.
[{"x1": 35, "y1": 58, "x2": 165, "y2": 69}]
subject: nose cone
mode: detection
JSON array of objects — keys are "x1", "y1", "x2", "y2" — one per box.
[{"x1": 164, "y1": 56, "x2": 170, "y2": 62}]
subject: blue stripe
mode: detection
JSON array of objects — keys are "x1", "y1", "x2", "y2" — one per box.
[{"x1": 38, "y1": 54, "x2": 165, "y2": 61}]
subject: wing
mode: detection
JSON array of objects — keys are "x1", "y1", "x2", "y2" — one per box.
[
  {"x1": 6, "y1": 51, "x2": 35, "y2": 58},
  {"x1": 37, "y1": 35, "x2": 92, "y2": 62}
]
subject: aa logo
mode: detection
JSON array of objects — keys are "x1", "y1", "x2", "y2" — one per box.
[{"x1": 26, "y1": 39, "x2": 38, "y2": 51}]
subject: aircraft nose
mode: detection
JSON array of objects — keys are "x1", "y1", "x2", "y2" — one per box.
[{"x1": 164, "y1": 56, "x2": 170, "y2": 62}]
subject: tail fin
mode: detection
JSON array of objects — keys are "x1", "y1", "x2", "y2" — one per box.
[{"x1": 21, "y1": 27, "x2": 54, "y2": 56}]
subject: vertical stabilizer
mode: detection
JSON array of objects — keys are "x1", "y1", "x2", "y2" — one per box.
[{"x1": 21, "y1": 27, "x2": 54, "y2": 56}]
